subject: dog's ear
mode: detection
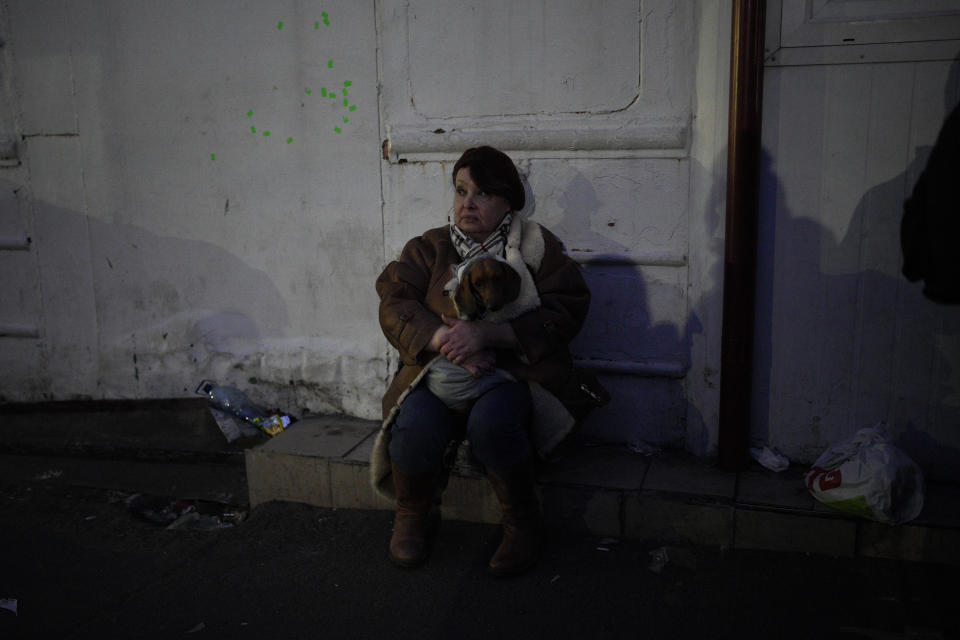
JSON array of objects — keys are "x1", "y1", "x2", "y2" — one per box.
[
  {"x1": 454, "y1": 271, "x2": 479, "y2": 319},
  {"x1": 501, "y1": 263, "x2": 521, "y2": 305}
]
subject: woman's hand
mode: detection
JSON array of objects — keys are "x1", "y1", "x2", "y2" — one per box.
[
  {"x1": 429, "y1": 313, "x2": 519, "y2": 365},
  {"x1": 428, "y1": 322, "x2": 453, "y2": 353},
  {"x1": 458, "y1": 350, "x2": 496, "y2": 377},
  {"x1": 428, "y1": 317, "x2": 494, "y2": 376},
  {"x1": 437, "y1": 314, "x2": 487, "y2": 363}
]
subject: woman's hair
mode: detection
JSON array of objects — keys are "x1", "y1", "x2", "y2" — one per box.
[{"x1": 452, "y1": 146, "x2": 525, "y2": 212}]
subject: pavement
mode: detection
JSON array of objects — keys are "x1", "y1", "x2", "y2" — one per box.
[
  {"x1": 1, "y1": 480, "x2": 957, "y2": 639},
  {"x1": 0, "y1": 399, "x2": 958, "y2": 638}
]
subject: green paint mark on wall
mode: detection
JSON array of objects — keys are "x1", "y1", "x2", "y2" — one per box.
[
  {"x1": 211, "y1": 153, "x2": 216, "y2": 161},
  {"x1": 245, "y1": 17, "x2": 357, "y2": 145}
]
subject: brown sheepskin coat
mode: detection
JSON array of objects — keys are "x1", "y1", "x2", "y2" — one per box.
[{"x1": 371, "y1": 219, "x2": 590, "y2": 498}]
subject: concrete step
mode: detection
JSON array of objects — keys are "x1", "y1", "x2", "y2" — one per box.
[{"x1": 246, "y1": 415, "x2": 960, "y2": 566}]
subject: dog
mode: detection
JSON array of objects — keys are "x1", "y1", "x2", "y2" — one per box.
[
  {"x1": 426, "y1": 256, "x2": 523, "y2": 411},
  {"x1": 452, "y1": 255, "x2": 522, "y2": 320}
]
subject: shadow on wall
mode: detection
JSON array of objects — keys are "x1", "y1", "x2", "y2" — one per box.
[
  {"x1": 534, "y1": 168, "x2": 696, "y2": 450},
  {"x1": 750, "y1": 58, "x2": 960, "y2": 482},
  {"x1": 1, "y1": 179, "x2": 289, "y2": 400},
  {"x1": 511, "y1": 103, "x2": 960, "y2": 480}
]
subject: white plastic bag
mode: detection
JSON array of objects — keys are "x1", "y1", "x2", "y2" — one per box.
[{"x1": 803, "y1": 423, "x2": 925, "y2": 525}]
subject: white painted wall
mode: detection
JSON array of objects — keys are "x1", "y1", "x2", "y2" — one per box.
[
  {"x1": 0, "y1": 1, "x2": 732, "y2": 457},
  {"x1": 757, "y1": 2, "x2": 960, "y2": 481},
  {"x1": 0, "y1": 0, "x2": 386, "y2": 417}
]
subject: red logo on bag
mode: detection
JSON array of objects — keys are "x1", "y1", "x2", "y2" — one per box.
[{"x1": 805, "y1": 466, "x2": 842, "y2": 492}]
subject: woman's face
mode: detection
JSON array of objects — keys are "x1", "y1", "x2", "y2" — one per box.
[{"x1": 453, "y1": 168, "x2": 511, "y2": 241}]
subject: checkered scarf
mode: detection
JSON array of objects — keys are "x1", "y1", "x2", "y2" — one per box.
[{"x1": 449, "y1": 212, "x2": 513, "y2": 261}]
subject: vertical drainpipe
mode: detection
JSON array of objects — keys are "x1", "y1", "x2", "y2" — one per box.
[{"x1": 718, "y1": 0, "x2": 766, "y2": 471}]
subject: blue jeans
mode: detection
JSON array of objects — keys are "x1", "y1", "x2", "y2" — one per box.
[{"x1": 389, "y1": 380, "x2": 533, "y2": 475}]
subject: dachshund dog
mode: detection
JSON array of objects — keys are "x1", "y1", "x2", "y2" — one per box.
[
  {"x1": 452, "y1": 256, "x2": 522, "y2": 320},
  {"x1": 426, "y1": 256, "x2": 523, "y2": 411}
]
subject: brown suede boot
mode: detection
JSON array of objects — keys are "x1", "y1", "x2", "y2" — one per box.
[
  {"x1": 486, "y1": 462, "x2": 542, "y2": 577},
  {"x1": 389, "y1": 463, "x2": 437, "y2": 568}
]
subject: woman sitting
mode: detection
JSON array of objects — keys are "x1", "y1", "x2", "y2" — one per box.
[{"x1": 373, "y1": 145, "x2": 597, "y2": 576}]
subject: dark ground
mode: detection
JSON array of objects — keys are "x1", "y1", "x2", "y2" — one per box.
[{"x1": 0, "y1": 477, "x2": 956, "y2": 640}]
